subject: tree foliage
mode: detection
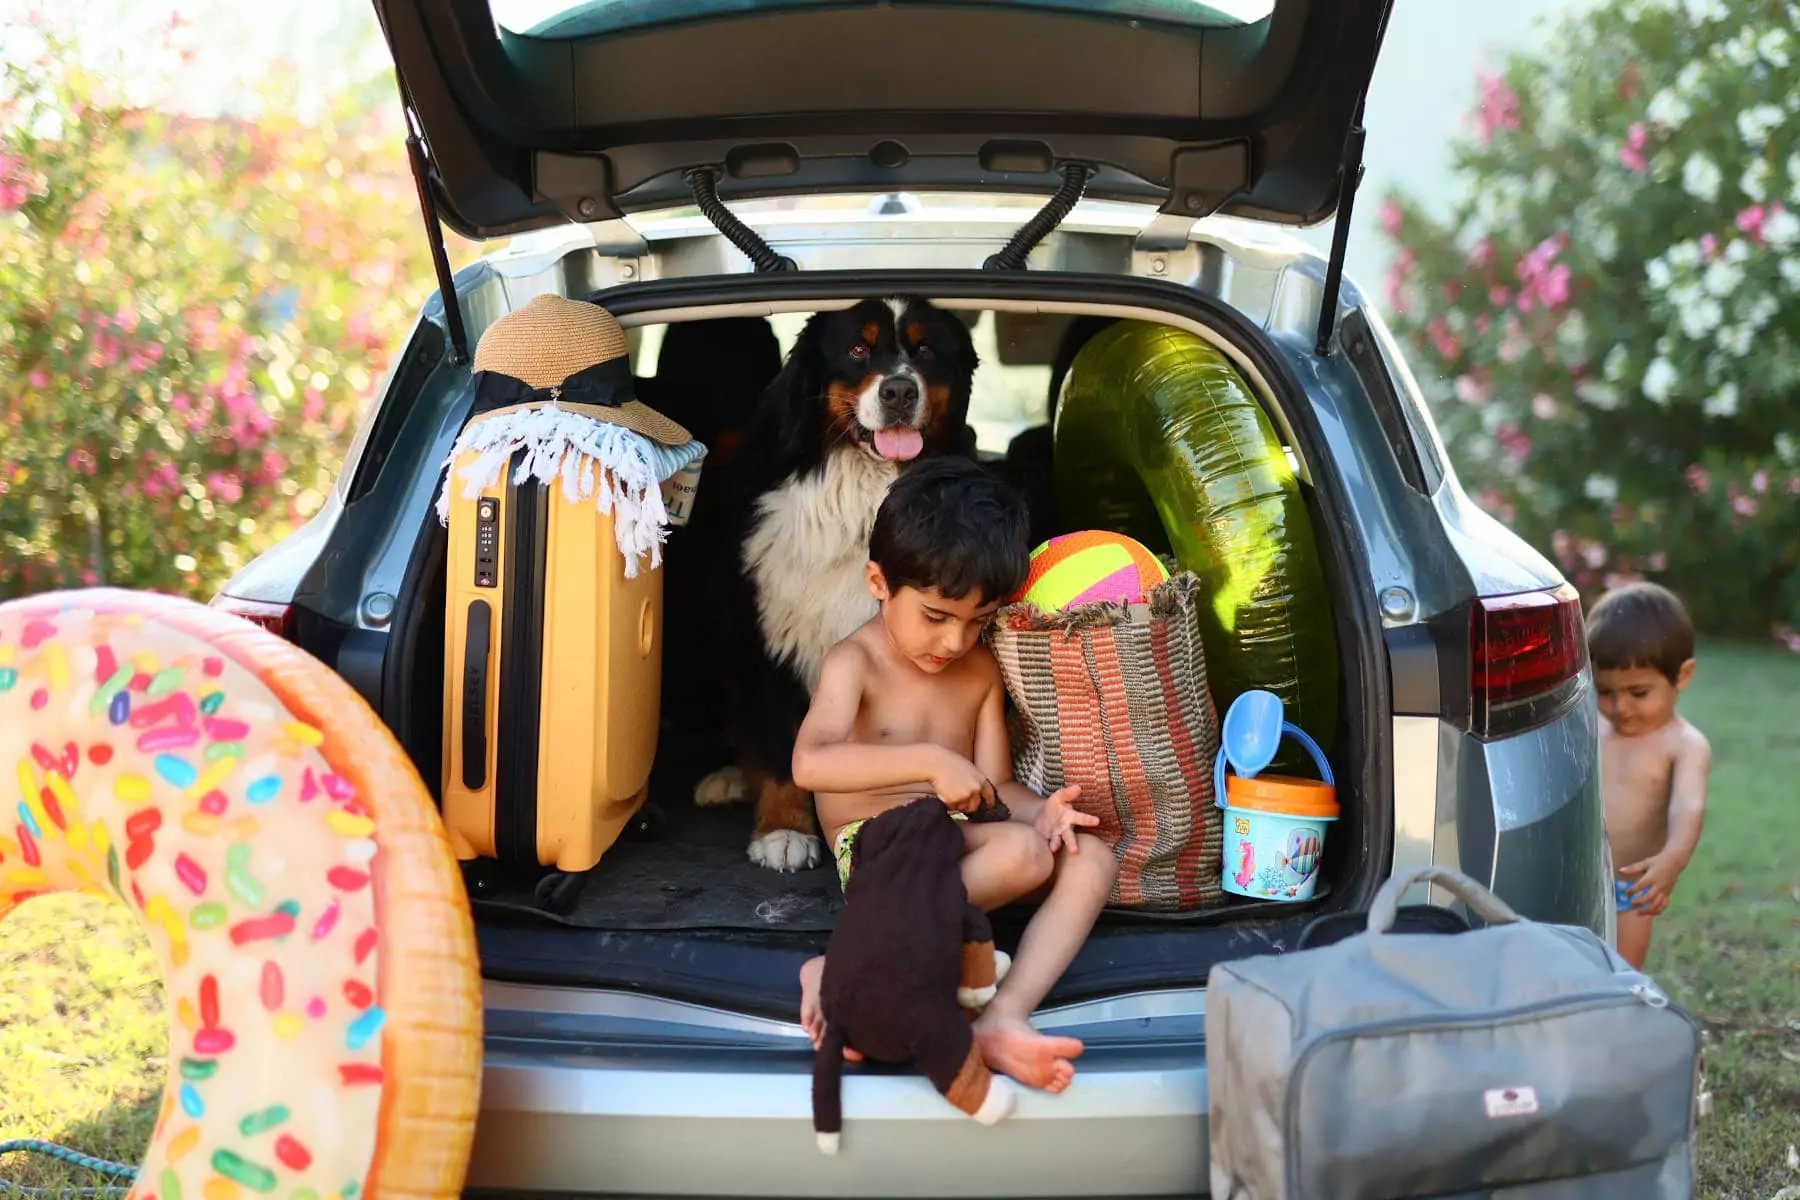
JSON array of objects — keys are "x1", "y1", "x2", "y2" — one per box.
[
  {"x1": 0, "y1": 13, "x2": 458, "y2": 598},
  {"x1": 1381, "y1": 0, "x2": 1800, "y2": 643}
]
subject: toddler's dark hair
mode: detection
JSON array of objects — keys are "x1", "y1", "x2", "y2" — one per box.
[
  {"x1": 869, "y1": 457, "x2": 1030, "y2": 604},
  {"x1": 1586, "y1": 582, "x2": 1695, "y2": 683}
]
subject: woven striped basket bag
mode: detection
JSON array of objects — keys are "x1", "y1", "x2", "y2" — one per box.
[{"x1": 987, "y1": 571, "x2": 1224, "y2": 912}]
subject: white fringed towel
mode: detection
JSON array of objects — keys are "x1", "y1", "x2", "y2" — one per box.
[{"x1": 434, "y1": 403, "x2": 707, "y2": 578}]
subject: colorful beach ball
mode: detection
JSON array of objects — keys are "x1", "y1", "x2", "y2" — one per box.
[{"x1": 1012, "y1": 530, "x2": 1170, "y2": 612}]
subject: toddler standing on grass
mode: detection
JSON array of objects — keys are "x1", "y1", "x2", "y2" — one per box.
[{"x1": 1588, "y1": 582, "x2": 1712, "y2": 969}]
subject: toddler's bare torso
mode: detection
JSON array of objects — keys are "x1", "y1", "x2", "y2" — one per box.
[{"x1": 1600, "y1": 716, "x2": 1692, "y2": 867}]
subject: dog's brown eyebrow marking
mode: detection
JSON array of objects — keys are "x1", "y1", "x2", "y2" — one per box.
[
  {"x1": 861, "y1": 322, "x2": 880, "y2": 344},
  {"x1": 905, "y1": 323, "x2": 925, "y2": 344}
]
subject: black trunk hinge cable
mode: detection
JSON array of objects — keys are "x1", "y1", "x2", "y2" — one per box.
[
  {"x1": 983, "y1": 162, "x2": 1094, "y2": 271},
  {"x1": 1314, "y1": 3, "x2": 1394, "y2": 357},
  {"x1": 683, "y1": 168, "x2": 796, "y2": 273}
]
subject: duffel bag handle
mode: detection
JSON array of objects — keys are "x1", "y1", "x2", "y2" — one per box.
[{"x1": 1368, "y1": 866, "x2": 1521, "y2": 934}]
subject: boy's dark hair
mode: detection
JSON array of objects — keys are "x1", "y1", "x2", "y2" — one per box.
[
  {"x1": 869, "y1": 457, "x2": 1030, "y2": 603},
  {"x1": 1586, "y1": 582, "x2": 1695, "y2": 682}
]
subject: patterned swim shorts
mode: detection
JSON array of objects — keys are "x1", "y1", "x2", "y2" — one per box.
[{"x1": 832, "y1": 806, "x2": 969, "y2": 891}]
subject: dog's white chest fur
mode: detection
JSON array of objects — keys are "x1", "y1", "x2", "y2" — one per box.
[{"x1": 742, "y1": 448, "x2": 896, "y2": 693}]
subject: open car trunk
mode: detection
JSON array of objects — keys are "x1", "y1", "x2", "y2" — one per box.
[{"x1": 378, "y1": 272, "x2": 1393, "y2": 1019}]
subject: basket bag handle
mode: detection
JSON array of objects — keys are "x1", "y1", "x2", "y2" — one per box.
[{"x1": 1367, "y1": 866, "x2": 1522, "y2": 934}]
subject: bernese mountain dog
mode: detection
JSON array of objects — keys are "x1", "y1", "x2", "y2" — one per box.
[{"x1": 695, "y1": 296, "x2": 979, "y2": 872}]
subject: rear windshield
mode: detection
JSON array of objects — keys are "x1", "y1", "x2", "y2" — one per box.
[{"x1": 492, "y1": 0, "x2": 1274, "y2": 39}]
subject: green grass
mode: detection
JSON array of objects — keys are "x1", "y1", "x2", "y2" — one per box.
[
  {"x1": 1, "y1": 644, "x2": 1797, "y2": 1198},
  {"x1": 1651, "y1": 640, "x2": 1800, "y2": 1199}
]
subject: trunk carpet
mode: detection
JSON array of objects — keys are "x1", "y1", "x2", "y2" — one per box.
[{"x1": 468, "y1": 734, "x2": 844, "y2": 932}]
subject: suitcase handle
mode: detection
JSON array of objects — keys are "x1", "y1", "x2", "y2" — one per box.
[{"x1": 1368, "y1": 865, "x2": 1521, "y2": 934}]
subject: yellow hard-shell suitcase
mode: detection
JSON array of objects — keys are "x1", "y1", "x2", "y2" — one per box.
[{"x1": 440, "y1": 401, "x2": 662, "y2": 876}]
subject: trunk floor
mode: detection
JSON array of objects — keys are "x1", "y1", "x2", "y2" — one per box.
[{"x1": 469, "y1": 735, "x2": 845, "y2": 932}]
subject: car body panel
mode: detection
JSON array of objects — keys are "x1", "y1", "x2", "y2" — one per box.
[{"x1": 220, "y1": 196, "x2": 1603, "y2": 1196}]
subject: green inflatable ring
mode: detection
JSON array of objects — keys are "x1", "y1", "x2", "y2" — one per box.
[{"x1": 1053, "y1": 321, "x2": 1339, "y2": 755}]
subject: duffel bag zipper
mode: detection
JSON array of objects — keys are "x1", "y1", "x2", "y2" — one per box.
[{"x1": 1279, "y1": 977, "x2": 1695, "y2": 1192}]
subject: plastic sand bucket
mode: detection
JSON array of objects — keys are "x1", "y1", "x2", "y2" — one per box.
[{"x1": 1215, "y1": 690, "x2": 1338, "y2": 902}]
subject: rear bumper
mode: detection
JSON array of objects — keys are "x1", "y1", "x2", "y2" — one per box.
[{"x1": 468, "y1": 983, "x2": 1210, "y2": 1198}]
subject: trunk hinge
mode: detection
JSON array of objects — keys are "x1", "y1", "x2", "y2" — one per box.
[
  {"x1": 984, "y1": 162, "x2": 1094, "y2": 270},
  {"x1": 1314, "y1": 2, "x2": 1394, "y2": 357},
  {"x1": 684, "y1": 168, "x2": 796, "y2": 273},
  {"x1": 399, "y1": 105, "x2": 471, "y2": 366}
]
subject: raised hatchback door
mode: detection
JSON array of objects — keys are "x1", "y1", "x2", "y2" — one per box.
[{"x1": 371, "y1": 0, "x2": 1391, "y2": 236}]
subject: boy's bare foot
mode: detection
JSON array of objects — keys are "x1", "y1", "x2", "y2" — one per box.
[
  {"x1": 798, "y1": 956, "x2": 863, "y2": 1060},
  {"x1": 973, "y1": 1011, "x2": 1082, "y2": 1094}
]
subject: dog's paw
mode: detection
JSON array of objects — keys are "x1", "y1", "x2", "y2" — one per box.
[
  {"x1": 972, "y1": 1076, "x2": 1018, "y2": 1126},
  {"x1": 993, "y1": 950, "x2": 1012, "y2": 984},
  {"x1": 816, "y1": 1131, "x2": 841, "y2": 1156},
  {"x1": 748, "y1": 829, "x2": 823, "y2": 872},
  {"x1": 694, "y1": 766, "x2": 749, "y2": 807},
  {"x1": 957, "y1": 982, "x2": 999, "y2": 1010}
]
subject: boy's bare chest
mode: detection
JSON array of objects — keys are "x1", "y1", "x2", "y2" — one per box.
[
  {"x1": 853, "y1": 672, "x2": 984, "y2": 758},
  {"x1": 1600, "y1": 729, "x2": 1676, "y2": 836}
]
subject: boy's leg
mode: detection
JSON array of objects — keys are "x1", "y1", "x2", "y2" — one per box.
[
  {"x1": 1616, "y1": 910, "x2": 1654, "y2": 970},
  {"x1": 973, "y1": 831, "x2": 1116, "y2": 1093},
  {"x1": 960, "y1": 820, "x2": 1054, "y2": 911}
]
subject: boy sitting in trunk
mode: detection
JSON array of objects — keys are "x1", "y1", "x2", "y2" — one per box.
[{"x1": 792, "y1": 457, "x2": 1117, "y2": 1094}]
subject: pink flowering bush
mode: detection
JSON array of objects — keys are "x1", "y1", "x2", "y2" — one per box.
[
  {"x1": 1379, "y1": 0, "x2": 1800, "y2": 641},
  {"x1": 0, "y1": 17, "x2": 467, "y2": 599}
]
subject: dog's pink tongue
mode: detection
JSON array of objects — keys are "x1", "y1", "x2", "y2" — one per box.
[{"x1": 872, "y1": 426, "x2": 924, "y2": 461}]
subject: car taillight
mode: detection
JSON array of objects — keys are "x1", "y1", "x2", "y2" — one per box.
[
  {"x1": 210, "y1": 594, "x2": 293, "y2": 640},
  {"x1": 1470, "y1": 584, "x2": 1587, "y2": 737}
]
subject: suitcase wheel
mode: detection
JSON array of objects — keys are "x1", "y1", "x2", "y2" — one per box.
[
  {"x1": 533, "y1": 870, "x2": 587, "y2": 915},
  {"x1": 624, "y1": 801, "x2": 667, "y2": 842}
]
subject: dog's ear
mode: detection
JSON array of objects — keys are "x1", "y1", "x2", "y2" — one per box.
[
  {"x1": 940, "y1": 308, "x2": 979, "y2": 431},
  {"x1": 741, "y1": 320, "x2": 827, "y2": 489}
]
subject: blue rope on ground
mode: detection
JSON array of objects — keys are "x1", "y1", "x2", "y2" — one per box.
[{"x1": 0, "y1": 1139, "x2": 137, "y2": 1199}]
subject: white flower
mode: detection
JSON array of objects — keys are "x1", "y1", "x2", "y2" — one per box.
[
  {"x1": 1765, "y1": 206, "x2": 1800, "y2": 249},
  {"x1": 1591, "y1": 220, "x2": 1619, "y2": 261},
  {"x1": 1647, "y1": 88, "x2": 1692, "y2": 129},
  {"x1": 1667, "y1": 240, "x2": 1703, "y2": 270},
  {"x1": 1723, "y1": 29, "x2": 1759, "y2": 68},
  {"x1": 1703, "y1": 257, "x2": 1745, "y2": 297},
  {"x1": 1557, "y1": 310, "x2": 1589, "y2": 355},
  {"x1": 1604, "y1": 344, "x2": 1631, "y2": 382},
  {"x1": 1759, "y1": 27, "x2": 1792, "y2": 69},
  {"x1": 1717, "y1": 324, "x2": 1753, "y2": 356},
  {"x1": 1741, "y1": 293, "x2": 1780, "y2": 332},
  {"x1": 1743, "y1": 159, "x2": 1771, "y2": 203},
  {"x1": 1680, "y1": 297, "x2": 1725, "y2": 339},
  {"x1": 1777, "y1": 431, "x2": 1797, "y2": 463},
  {"x1": 1642, "y1": 357, "x2": 1679, "y2": 404},
  {"x1": 1737, "y1": 104, "x2": 1784, "y2": 148},
  {"x1": 1780, "y1": 257, "x2": 1800, "y2": 289},
  {"x1": 1530, "y1": 167, "x2": 1558, "y2": 200},
  {"x1": 1682, "y1": 0, "x2": 1727, "y2": 23},
  {"x1": 1584, "y1": 474, "x2": 1620, "y2": 503},
  {"x1": 1684, "y1": 153, "x2": 1723, "y2": 202},
  {"x1": 1703, "y1": 381, "x2": 1740, "y2": 417},
  {"x1": 1676, "y1": 61, "x2": 1706, "y2": 94},
  {"x1": 1578, "y1": 379, "x2": 1624, "y2": 410},
  {"x1": 1724, "y1": 237, "x2": 1752, "y2": 266},
  {"x1": 1668, "y1": 280, "x2": 1705, "y2": 312},
  {"x1": 1646, "y1": 257, "x2": 1673, "y2": 290}
]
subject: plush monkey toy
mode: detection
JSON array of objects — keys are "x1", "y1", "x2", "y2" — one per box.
[{"x1": 812, "y1": 796, "x2": 1019, "y2": 1155}]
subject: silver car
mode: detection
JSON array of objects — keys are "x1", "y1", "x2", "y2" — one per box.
[{"x1": 218, "y1": 0, "x2": 1607, "y2": 1193}]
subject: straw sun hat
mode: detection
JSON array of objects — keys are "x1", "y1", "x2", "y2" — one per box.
[{"x1": 472, "y1": 294, "x2": 691, "y2": 446}]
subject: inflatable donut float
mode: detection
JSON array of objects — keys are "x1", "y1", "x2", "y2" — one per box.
[{"x1": 0, "y1": 589, "x2": 481, "y2": 1200}]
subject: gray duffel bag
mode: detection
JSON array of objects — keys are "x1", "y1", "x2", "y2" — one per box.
[{"x1": 1206, "y1": 866, "x2": 1702, "y2": 1199}]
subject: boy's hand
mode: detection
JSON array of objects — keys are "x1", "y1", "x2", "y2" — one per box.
[
  {"x1": 1034, "y1": 784, "x2": 1099, "y2": 853},
  {"x1": 931, "y1": 750, "x2": 996, "y2": 813},
  {"x1": 1617, "y1": 853, "x2": 1684, "y2": 916}
]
